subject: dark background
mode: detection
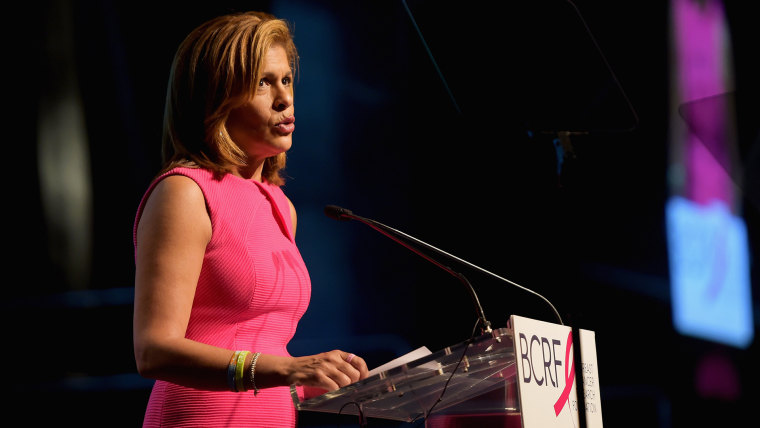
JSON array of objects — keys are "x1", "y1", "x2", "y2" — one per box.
[{"x1": 6, "y1": 0, "x2": 758, "y2": 426}]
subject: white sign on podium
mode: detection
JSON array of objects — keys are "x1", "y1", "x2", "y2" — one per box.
[
  {"x1": 510, "y1": 315, "x2": 603, "y2": 428},
  {"x1": 578, "y1": 329, "x2": 604, "y2": 427}
]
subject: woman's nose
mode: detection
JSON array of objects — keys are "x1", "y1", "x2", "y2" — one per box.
[{"x1": 273, "y1": 86, "x2": 293, "y2": 112}]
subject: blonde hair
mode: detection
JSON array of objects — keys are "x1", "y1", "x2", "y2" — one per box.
[{"x1": 161, "y1": 11, "x2": 298, "y2": 185}]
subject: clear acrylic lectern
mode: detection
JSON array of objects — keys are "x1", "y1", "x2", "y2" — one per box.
[{"x1": 292, "y1": 328, "x2": 522, "y2": 427}]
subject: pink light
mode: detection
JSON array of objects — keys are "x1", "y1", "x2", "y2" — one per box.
[{"x1": 674, "y1": 0, "x2": 733, "y2": 206}]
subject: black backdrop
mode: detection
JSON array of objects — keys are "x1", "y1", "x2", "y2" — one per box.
[{"x1": 5, "y1": 1, "x2": 758, "y2": 426}]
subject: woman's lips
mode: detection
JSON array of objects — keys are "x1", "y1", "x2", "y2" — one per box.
[{"x1": 275, "y1": 116, "x2": 295, "y2": 134}]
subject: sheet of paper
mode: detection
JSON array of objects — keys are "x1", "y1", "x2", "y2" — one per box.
[{"x1": 368, "y1": 346, "x2": 432, "y2": 377}]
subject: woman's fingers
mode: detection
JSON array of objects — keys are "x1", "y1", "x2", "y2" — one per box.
[
  {"x1": 287, "y1": 350, "x2": 367, "y2": 391},
  {"x1": 317, "y1": 372, "x2": 342, "y2": 391},
  {"x1": 325, "y1": 350, "x2": 360, "y2": 385},
  {"x1": 343, "y1": 352, "x2": 369, "y2": 380}
]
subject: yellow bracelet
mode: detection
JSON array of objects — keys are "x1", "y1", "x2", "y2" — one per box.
[
  {"x1": 227, "y1": 351, "x2": 241, "y2": 392},
  {"x1": 235, "y1": 351, "x2": 250, "y2": 393}
]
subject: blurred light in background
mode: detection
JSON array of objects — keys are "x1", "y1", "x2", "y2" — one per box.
[
  {"x1": 666, "y1": 0, "x2": 753, "y2": 349},
  {"x1": 38, "y1": 0, "x2": 93, "y2": 290}
]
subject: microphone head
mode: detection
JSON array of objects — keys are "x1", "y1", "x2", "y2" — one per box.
[{"x1": 324, "y1": 205, "x2": 353, "y2": 221}]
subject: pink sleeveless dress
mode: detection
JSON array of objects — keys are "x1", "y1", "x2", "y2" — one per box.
[{"x1": 133, "y1": 167, "x2": 311, "y2": 427}]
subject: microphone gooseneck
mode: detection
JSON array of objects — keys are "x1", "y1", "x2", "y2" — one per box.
[
  {"x1": 326, "y1": 205, "x2": 492, "y2": 333},
  {"x1": 325, "y1": 205, "x2": 564, "y2": 327}
]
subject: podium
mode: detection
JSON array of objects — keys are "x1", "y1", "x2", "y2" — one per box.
[{"x1": 292, "y1": 327, "x2": 522, "y2": 427}]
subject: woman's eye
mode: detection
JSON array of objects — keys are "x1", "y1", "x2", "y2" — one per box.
[
  {"x1": 282, "y1": 76, "x2": 291, "y2": 85},
  {"x1": 258, "y1": 78, "x2": 269, "y2": 87}
]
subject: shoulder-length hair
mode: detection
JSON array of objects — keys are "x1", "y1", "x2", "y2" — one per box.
[{"x1": 161, "y1": 11, "x2": 298, "y2": 185}]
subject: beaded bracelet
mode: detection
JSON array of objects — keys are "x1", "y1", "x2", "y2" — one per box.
[
  {"x1": 235, "y1": 350, "x2": 251, "y2": 392},
  {"x1": 227, "y1": 351, "x2": 242, "y2": 392},
  {"x1": 249, "y1": 352, "x2": 262, "y2": 396}
]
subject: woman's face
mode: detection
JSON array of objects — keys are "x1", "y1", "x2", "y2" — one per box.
[{"x1": 226, "y1": 43, "x2": 295, "y2": 167}]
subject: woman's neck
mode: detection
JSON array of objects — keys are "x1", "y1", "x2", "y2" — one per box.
[{"x1": 233, "y1": 160, "x2": 265, "y2": 182}]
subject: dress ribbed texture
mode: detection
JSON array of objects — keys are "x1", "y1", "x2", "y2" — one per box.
[{"x1": 134, "y1": 167, "x2": 311, "y2": 427}]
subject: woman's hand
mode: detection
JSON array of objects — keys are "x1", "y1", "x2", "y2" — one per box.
[{"x1": 257, "y1": 350, "x2": 369, "y2": 392}]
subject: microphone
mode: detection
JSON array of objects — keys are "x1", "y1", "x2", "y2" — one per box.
[
  {"x1": 324, "y1": 205, "x2": 354, "y2": 221},
  {"x1": 324, "y1": 205, "x2": 564, "y2": 329}
]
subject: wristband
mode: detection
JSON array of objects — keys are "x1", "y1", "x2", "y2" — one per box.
[
  {"x1": 235, "y1": 351, "x2": 250, "y2": 392},
  {"x1": 227, "y1": 351, "x2": 241, "y2": 392}
]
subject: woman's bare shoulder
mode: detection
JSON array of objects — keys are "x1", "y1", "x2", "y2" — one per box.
[{"x1": 138, "y1": 174, "x2": 210, "y2": 240}]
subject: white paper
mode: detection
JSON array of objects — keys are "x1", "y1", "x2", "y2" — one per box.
[{"x1": 368, "y1": 346, "x2": 432, "y2": 377}]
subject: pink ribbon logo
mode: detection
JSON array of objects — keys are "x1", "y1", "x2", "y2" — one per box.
[{"x1": 553, "y1": 331, "x2": 575, "y2": 416}]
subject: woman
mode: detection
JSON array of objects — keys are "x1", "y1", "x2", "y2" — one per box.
[{"x1": 133, "y1": 11, "x2": 368, "y2": 427}]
